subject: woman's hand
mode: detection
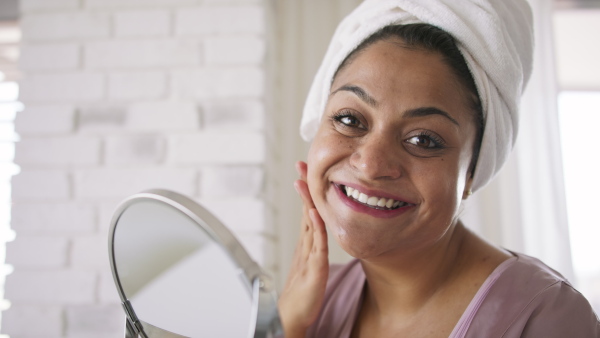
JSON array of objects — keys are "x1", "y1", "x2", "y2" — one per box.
[{"x1": 278, "y1": 161, "x2": 330, "y2": 338}]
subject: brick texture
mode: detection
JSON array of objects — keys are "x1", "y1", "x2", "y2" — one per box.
[
  {"x1": 108, "y1": 71, "x2": 167, "y2": 100},
  {"x1": 1, "y1": 305, "x2": 63, "y2": 337},
  {"x1": 168, "y1": 132, "x2": 265, "y2": 164},
  {"x1": 114, "y1": 9, "x2": 171, "y2": 37},
  {"x1": 5, "y1": 236, "x2": 69, "y2": 268},
  {"x1": 84, "y1": 39, "x2": 200, "y2": 69},
  {"x1": 20, "y1": 0, "x2": 79, "y2": 12},
  {"x1": 175, "y1": 6, "x2": 265, "y2": 35},
  {"x1": 19, "y1": 72, "x2": 105, "y2": 102},
  {"x1": 19, "y1": 43, "x2": 79, "y2": 71},
  {"x1": 126, "y1": 101, "x2": 199, "y2": 131},
  {"x1": 21, "y1": 12, "x2": 110, "y2": 41},
  {"x1": 4, "y1": 1, "x2": 273, "y2": 336},
  {"x1": 171, "y1": 67, "x2": 264, "y2": 99},
  {"x1": 14, "y1": 104, "x2": 75, "y2": 134},
  {"x1": 14, "y1": 136, "x2": 101, "y2": 166},
  {"x1": 11, "y1": 202, "x2": 96, "y2": 235}
]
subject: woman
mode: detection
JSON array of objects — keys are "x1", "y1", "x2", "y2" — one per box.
[{"x1": 278, "y1": 1, "x2": 600, "y2": 337}]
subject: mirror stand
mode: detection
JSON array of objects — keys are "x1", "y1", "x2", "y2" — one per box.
[
  {"x1": 249, "y1": 276, "x2": 282, "y2": 338},
  {"x1": 125, "y1": 319, "x2": 138, "y2": 338},
  {"x1": 121, "y1": 276, "x2": 282, "y2": 338},
  {"x1": 109, "y1": 189, "x2": 283, "y2": 338}
]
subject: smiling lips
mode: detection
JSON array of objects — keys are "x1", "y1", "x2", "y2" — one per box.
[{"x1": 342, "y1": 185, "x2": 410, "y2": 210}]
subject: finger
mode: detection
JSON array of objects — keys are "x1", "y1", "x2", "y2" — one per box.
[
  {"x1": 295, "y1": 179, "x2": 315, "y2": 209},
  {"x1": 309, "y1": 208, "x2": 328, "y2": 258},
  {"x1": 295, "y1": 181, "x2": 314, "y2": 256},
  {"x1": 296, "y1": 161, "x2": 308, "y2": 181},
  {"x1": 301, "y1": 220, "x2": 313, "y2": 259}
]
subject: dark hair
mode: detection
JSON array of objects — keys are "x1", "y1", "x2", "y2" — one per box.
[{"x1": 334, "y1": 24, "x2": 484, "y2": 176}]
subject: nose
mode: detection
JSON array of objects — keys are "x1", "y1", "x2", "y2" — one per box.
[{"x1": 349, "y1": 133, "x2": 403, "y2": 180}]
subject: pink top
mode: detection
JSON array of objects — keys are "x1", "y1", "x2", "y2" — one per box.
[{"x1": 305, "y1": 252, "x2": 600, "y2": 337}]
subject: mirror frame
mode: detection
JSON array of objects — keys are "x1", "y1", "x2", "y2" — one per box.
[{"x1": 108, "y1": 189, "x2": 281, "y2": 338}]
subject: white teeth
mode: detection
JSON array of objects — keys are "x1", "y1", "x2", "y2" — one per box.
[
  {"x1": 343, "y1": 185, "x2": 406, "y2": 210},
  {"x1": 346, "y1": 187, "x2": 355, "y2": 196},
  {"x1": 385, "y1": 199, "x2": 394, "y2": 208},
  {"x1": 367, "y1": 196, "x2": 378, "y2": 206}
]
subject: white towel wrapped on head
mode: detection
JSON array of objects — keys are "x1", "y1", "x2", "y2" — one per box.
[{"x1": 300, "y1": 0, "x2": 534, "y2": 192}]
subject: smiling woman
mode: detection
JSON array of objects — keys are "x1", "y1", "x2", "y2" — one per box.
[
  {"x1": 309, "y1": 37, "x2": 478, "y2": 262},
  {"x1": 277, "y1": 1, "x2": 600, "y2": 337}
]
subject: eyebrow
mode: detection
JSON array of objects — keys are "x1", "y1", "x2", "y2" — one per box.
[
  {"x1": 404, "y1": 107, "x2": 460, "y2": 126},
  {"x1": 330, "y1": 85, "x2": 378, "y2": 107},
  {"x1": 330, "y1": 84, "x2": 460, "y2": 126}
]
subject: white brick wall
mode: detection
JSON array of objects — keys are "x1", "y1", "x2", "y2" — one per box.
[
  {"x1": 86, "y1": 0, "x2": 197, "y2": 8},
  {"x1": 19, "y1": 43, "x2": 80, "y2": 71},
  {"x1": 108, "y1": 71, "x2": 167, "y2": 100},
  {"x1": 11, "y1": 202, "x2": 96, "y2": 235},
  {"x1": 175, "y1": 6, "x2": 265, "y2": 35},
  {"x1": 22, "y1": 12, "x2": 111, "y2": 41},
  {"x1": 20, "y1": 0, "x2": 79, "y2": 13},
  {"x1": 114, "y1": 9, "x2": 170, "y2": 38},
  {"x1": 74, "y1": 168, "x2": 197, "y2": 199},
  {"x1": 14, "y1": 104, "x2": 75, "y2": 134},
  {"x1": 5, "y1": 236, "x2": 69, "y2": 268},
  {"x1": 200, "y1": 165, "x2": 263, "y2": 197},
  {"x1": 3, "y1": 0, "x2": 273, "y2": 336},
  {"x1": 11, "y1": 170, "x2": 70, "y2": 200},
  {"x1": 84, "y1": 39, "x2": 201, "y2": 69},
  {"x1": 171, "y1": 67, "x2": 264, "y2": 99},
  {"x1": 1, "y1": 305, "x2": 63, "y2": 337},
  {"x1": 65, "y1": 304, "x2": 124, "y2": 338},
  {"x1": 205, "y1": 36, "x2": 265, "y2": 65},
  {"x1": 168, "y1": 132, "x2": 266, "y2": 164},
  {"x1": 104, "y1": 135, "x2": 165, "y2": 165},
  {"x1": 126, "y1": 101, "x2": 199, "y2": 131},
  {"x1": 5, "y1": 270, "x2": 96, "y2": 304},
  {"x1": 15, "y1": 136, "x2": 101, "y2": 166},
  {"x1": 202, "y1": 99, "x2": 265, "y2": 131},
  {"x1": 20, "y1": 72, "x2": 105, "y2": 102}
]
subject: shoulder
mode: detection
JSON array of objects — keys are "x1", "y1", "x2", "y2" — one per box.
[
  {"x1": 516, "y1": 280, "x2": 600, "y2": 337},
  {"x1": 467, "y1": 252, "x2": 600, "y2": 337},
  {"x1": 306, "y1": 259, "x2": 365, "y2": 338}
]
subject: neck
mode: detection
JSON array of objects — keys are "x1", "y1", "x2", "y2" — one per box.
[{"x1": 359, "y1": 221, "x2": 469, "y2": 316}]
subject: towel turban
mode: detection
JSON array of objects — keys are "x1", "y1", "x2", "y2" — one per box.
[{"x1": 300, "y1": 0, "x2": 534, "y2": 192}]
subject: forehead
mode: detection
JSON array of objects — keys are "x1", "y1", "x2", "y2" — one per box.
[{"x1": 330, "y1": 39, "x2": 474, "y2": 122}]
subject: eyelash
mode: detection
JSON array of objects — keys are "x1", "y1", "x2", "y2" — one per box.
[
  {"x1": 404, "y1": 131, "x2": 446, "y2": 150},
  {"x1": 331, "y1": 110, "x2": 366, "y2": 130},
  {"x1": 330, "y1": 110, "x2": 446, "y2": 151}
]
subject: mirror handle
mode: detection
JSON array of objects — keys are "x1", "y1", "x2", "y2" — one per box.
[
  {"x1": 125, "y1": 318, "x2": 137, "y2": 338},
  {"x1": 248, "y1": 275, "x2": 283, "y2": 338},
  {"x1": 122, "y1": 300, "x2": 148, "y2": 338}
]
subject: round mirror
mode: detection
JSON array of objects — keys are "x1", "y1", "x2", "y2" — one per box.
[{"x1": 108, "y1": 189, "x2": 281, "y2": 338}]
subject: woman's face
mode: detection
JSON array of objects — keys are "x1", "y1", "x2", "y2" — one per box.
[{"x1": 307, "y1": 38, "x2": 477, "y2": 259}]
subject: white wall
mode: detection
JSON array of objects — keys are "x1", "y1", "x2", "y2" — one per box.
[
  {"x1": 553, "y1": 8, "x2": 600, "y2": 90},
  {"x1": 2, "y1": 0, "x2": 273, "y2": 337},
  {"x1": 272, "y1": 0, "x2": 363, "y2": 288}
]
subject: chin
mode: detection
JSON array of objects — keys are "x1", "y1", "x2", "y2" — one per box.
[{"x1": 327, "y1": 222, "x2": 390, "y2": 259}]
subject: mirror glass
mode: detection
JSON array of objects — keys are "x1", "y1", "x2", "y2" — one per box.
[{"x1": 112, "y1": 198, "x2": 252, "y2": 337}]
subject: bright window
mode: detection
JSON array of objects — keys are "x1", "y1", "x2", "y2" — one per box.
[
  {"x1": 558, "y1": 91, "x2": 600, "y2": 313},
  {"x1": 0, "y1": 18, "x2": 20, "y2": 337}
]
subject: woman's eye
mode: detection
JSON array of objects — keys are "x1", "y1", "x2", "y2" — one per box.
[
  {"x1": 338, "y1": 115, "x2": 361, "y2": 127},
  {"x1": 405, "y1": 134, "x2": 442, "y2": 149},
  {"x1": 331, "y1": 111, "x2": 366, "y2": 131}
]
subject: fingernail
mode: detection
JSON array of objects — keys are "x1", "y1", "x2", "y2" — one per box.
[{"x1": 293, "y1": 181, "x2": 300, "y2": 194}]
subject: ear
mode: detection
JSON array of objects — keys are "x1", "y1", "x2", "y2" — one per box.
[{"x1": 462, "y1": 175, "x2": 474, "y2": 200}]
